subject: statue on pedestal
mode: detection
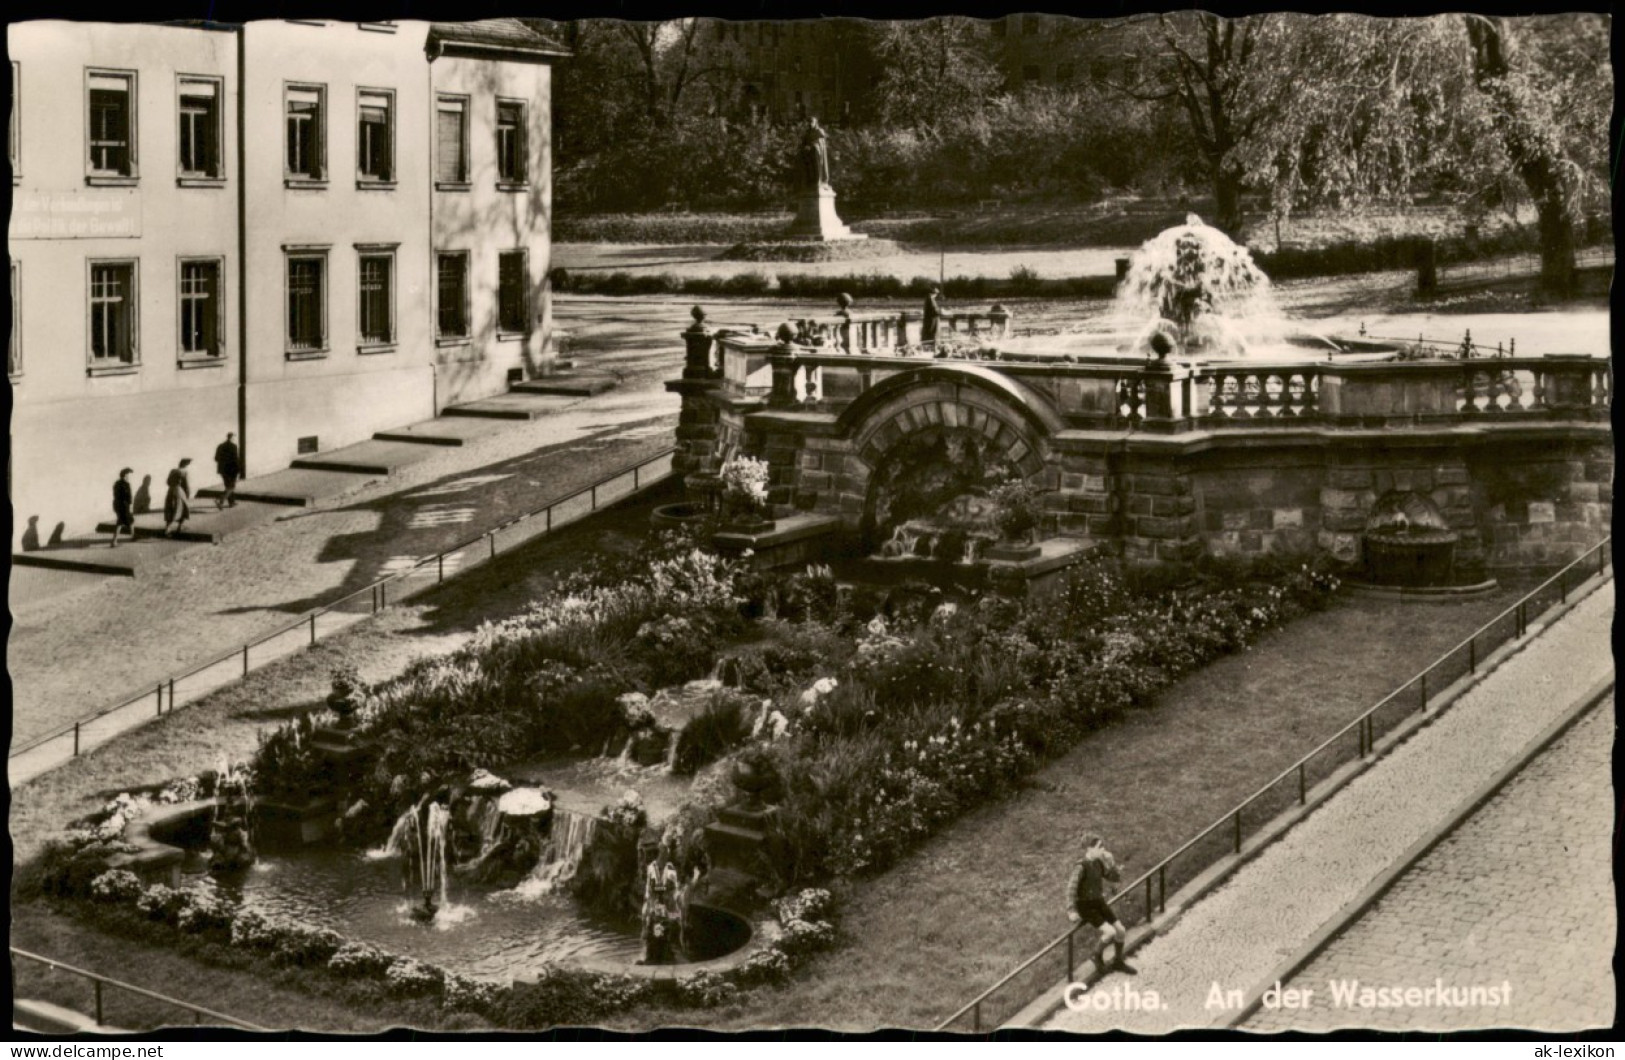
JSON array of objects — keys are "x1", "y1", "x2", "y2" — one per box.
[{"x1": 799, "y1": 117, "x2": 831, "y2": 192}]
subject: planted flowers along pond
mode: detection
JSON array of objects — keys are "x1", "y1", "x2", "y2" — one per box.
[{"x1": 24, "y1": 531, "x2": 1341, "y2": 1029}]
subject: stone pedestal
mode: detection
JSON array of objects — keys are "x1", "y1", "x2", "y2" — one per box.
[{"x1": 787, "y1": 188, "x2": 866, "y2": 242}]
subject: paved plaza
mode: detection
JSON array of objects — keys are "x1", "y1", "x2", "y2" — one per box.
[
  {"x1": 1244, "y1": 698, "x2": 1615, "y2": 1033},
  {"x1": 1041, "y1": 581, "x2": 1613, "y2": 1034}
]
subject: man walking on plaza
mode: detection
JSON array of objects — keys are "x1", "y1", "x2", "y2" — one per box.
[
  {"x1": 110, "y1": 467, "x2": 134, "y2": 548},
  {"x1": 213, "y1": 432, "x2": 241, "y2": 509},
  {"x1": 1068, "y1": 832, "x2": 1134, "y2": 982}
]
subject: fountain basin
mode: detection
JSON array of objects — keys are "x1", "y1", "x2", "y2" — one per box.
[{"x1": 211, "y1": 847, "x2": 645, "y2": 982}]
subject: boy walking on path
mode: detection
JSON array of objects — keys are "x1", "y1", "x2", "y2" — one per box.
[
  {"x1": 1068, "y1": 832, "x2": 1135, "y2": 982},
  {"x1": 213, "y1": 432, "x2": 240, "y2": 509}
]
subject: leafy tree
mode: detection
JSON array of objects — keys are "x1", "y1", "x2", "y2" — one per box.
[
  {"x1": 1456, "y1": 14, "x2": 1609, "y2": 293},
  {"x1": 871, "y1": 17, "x2": 1004, "y2": 130}
]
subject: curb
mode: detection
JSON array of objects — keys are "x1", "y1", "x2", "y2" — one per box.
[
  {"x1": 1006, "y1": 570, "x2": 1611, "y2": 1029},
  {"x1": 1225, "y1": 671, "x2": 1616, "y2": 1030}
]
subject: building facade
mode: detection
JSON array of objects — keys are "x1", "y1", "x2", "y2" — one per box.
[{"x1": 7, "y1": 19, "x2": 565, "y2": 550}]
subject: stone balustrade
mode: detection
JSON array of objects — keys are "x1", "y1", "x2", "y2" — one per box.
[
  {"x1": 705, "y1": 331, "x2": 1611, "y2": 432},
  {"x1": 669, "y1": 309, "x2": 1611, "y2": 572}
]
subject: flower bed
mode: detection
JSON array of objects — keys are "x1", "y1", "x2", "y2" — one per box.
[{"x1": 22, "y1": 526, "x2": 1340, "y2": 1028}]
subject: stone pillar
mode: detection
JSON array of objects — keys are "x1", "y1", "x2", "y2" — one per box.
[
  {"x1": 989, "y1": 304, "x2": 1010, "y2": 338},
  {"x1": 768, "y1": 344, "x2": 799, "y2": 409},
  {"x1": 666, "y1": 306, "x2": 725, "y2": 480},
  {"x1": 1138, "y1": 363, "x2": 1192, "y2": 433},
  {"x1": 682, "y1": 306, "x2": 716, "y2": 380},
  {"x1": 1121, "y1": 458, "x2": 1201, "y2": 563}
]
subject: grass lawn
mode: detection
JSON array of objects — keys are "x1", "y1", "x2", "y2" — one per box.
[{"x1": 611, "y1": 581, "x2": 1533, "y2": 1031}]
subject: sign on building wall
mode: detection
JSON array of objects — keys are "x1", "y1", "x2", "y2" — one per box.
[{"x1": 9, "y1": 191, "x2": 142, "y2": 240}]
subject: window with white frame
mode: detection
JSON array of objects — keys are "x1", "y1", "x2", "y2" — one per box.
[
  {"x1": 87, "y1": 70, "x2": 136, "y2": 179},
  {"x1": 285, "y1": 250, "x2": 328, "y2": 354},
  {"x1": 357, "y1": 248, "x2": 395, "y2": 347},
  {"x1": 497, "y1": 250, "x2": 529, "y2": 335},
  {"x1": 178, "y1": 259, "x2": 223, "y2": 360},
  {"x1": 178, "y1": 77, "x2": 222, "y2": 179},
  {"x1": 436, "y1": 252, "x2": 469, "y2": 340},
  {"x1": 9, "y1": 261, "x2": 20, "y2": 378},
  {"x1": 356, "y1": 89, "x2": 393, "y2": 183},
  {"x1": 435, "y1": 95, "x2": 469, "y2": 185},
  {"x1": 285, "y1": 84, "x2": 325, "y2": 181},
  {"x1": 495, "y1": 100, "x2": 527, "y2": 185},
  {"x1": 88, "y1": 261, "x2": 138, "y2": 367}
]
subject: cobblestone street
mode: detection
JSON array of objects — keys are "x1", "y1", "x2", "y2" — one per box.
[{"x1": 1244, "y1": 698, "x2": 1615, "y2": 1033}]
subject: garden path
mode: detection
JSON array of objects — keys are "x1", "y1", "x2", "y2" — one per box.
[{"x1": 1040, "y1": 580, "x2": 1613, "y2": 1033}]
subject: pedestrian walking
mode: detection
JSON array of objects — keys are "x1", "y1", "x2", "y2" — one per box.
[
  {"x1": 213, "y1": 431, "x2": 241, "y2": 509},
  {"x1": 921, "y1": 285, "x2": 943, "y2": 346},
  {"x1": 163, "y1": 458, "x2": 193, "y2": 537},
  {"x1": 1068, "y1": 832, "x2": 1134, "y2": 982},
  {"x1": 110, "y1": 467, "x2": 135, "y2": 548}
]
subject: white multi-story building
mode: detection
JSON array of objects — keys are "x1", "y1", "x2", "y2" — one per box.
[{"x1": 7, "y1": 19, "x2": 566, "y2": 550}]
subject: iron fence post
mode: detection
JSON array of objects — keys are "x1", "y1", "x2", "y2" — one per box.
[
  {"x1": 634, "y1": 465, "x2": 640, "y2": 490},
  {"x1": 94, "y1": 979, "x2": 103, "y2": 1025},
  {"x1": 546, "y1": 507, "x2": 553, "y2": 532},
  {"x1": 380, "y1": 582, "x2": 387, "y2": 608},
  {"x1": 1561, "y1": 570, "x2": 1567, "y2": 603},
  {"x1": 973, "y1": 1001, "x2": 981, "y2": 1034},
  {"x1": 1469, "y1": 638, "x2": 1476, "y2": 673},
  {"x1": 73, "y1": 723, "x2": 80, "y2": 757},
  {"x1": 1144, "y1": 876, "x2": 1152, "y2": 922},
  {"x1": 1233, "y1": 810, "x2": 1241, "y2": 854},
  {"x1": 243, "y1": 644, "x2": 250, "y2": 677},
  {"x1": 1158, "y1": 864, "x2": 1166, "y2": 912},
  {"x1": 489, "y1": 531, "x2": 496, "y2": 560},
  {"x1": 1420, "y1": 673, "x2": 1428, "y2": 710},
  {"x1": 1298, "y1": 762, "x2": 1306, "y2": 805},
  {"x1": 1066, "y1": 933, "x2": 1075, "y2": 978},
  {"x1": 169, "y1": 678, "x2": 175, "y2": 707},
  {"x1": 591, "y1": 484, "x2": 598, "y2": 509},
  {"x1": 156, "y1": 684, "x2": 164, "y2": 716},
  {"x1": 439, "y1": 554, "x2": 445, "y2": 584}
]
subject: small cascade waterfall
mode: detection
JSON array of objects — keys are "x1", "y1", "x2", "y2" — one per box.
[
  {"x1": 509, "y1": 809, "x2": 600, "y2": 898},
  {"x1": 877, "y1": 519, "x2": 999, "y2": 564},
  {"x1": 663, "y1": 731, "x2": 682, "y2": 772}
]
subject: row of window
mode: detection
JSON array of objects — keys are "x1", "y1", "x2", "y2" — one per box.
[
  {"x1": 9, "y1": 63, "x2": 529, "y2": 189},
  {"x1": 6, "y1": 250, "x2": 532, "y2": 379}
]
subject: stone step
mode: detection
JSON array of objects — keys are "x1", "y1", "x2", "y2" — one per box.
[
  {"x1": 443, "y1": 392, "x2": 578, "y2": 421},
  {"x1": 290, "y1": 439, "x2": 435, "y2": 477},
  {"x1": 93, "y1": 500, "x2": 283, "y2": 544},
  {"x1": 11, "y1": 534, "x2": 195, "y2": 577},
  {"x1": 198, "y1": 467, "x2": 379, "y2": 507},
  {"x1": 511, "y1": 371, "x2": 618, "y2": 397}
]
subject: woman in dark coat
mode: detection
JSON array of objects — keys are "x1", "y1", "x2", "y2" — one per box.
[
  {"x1": 110, "y1": 467, "x2": 135, "y2": 548},
  {"x1": 163, "y1": 458, "x2": 193, "y2": 537}
]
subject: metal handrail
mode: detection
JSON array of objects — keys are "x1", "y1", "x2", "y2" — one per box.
[
  {"x1": 937, "y1": 536, "x2": 1611, "y2": 1033},
  {"x1": 11, "y1": 446, "x2": 677, "y2": 762},
  {"x1": 12, "y1": 947, "x2": 268, "y2": 1031}
]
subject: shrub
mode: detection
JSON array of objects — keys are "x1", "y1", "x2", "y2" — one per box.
[
  {"x1": 671, "y1": 692, "x2": 753, "y2": 776},
  {"x1": 329, "y1": 942, "x2": 394, "y2": 979}
]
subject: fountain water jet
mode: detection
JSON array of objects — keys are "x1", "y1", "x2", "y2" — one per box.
[
  {"x1": 1114, "y1": 214, "x2": 1287, "y2": 359},
  {"x1": 384, "y1": 799, "x2": 451, "y2": 921}
]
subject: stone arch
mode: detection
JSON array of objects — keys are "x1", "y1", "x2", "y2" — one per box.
[{"x1": 833, "y1": 365, "x2": 1062, "y2": 548}]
